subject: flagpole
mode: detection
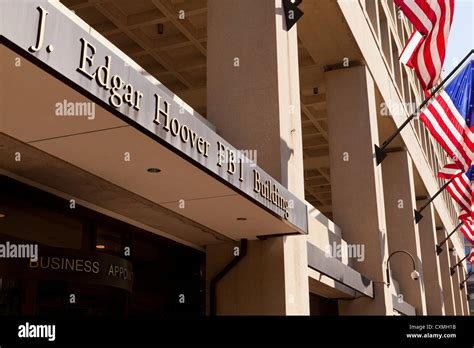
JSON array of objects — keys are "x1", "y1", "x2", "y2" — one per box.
[
  {"x1": 414, "y1": 177, "x2": 455, "y2": 223},
  {"x1": 375, "y1": 49, "x2": 474, "y2": 166},
  {"x1": 451, "y1": 251, "x2": 471, "y2": 276},
  {"x1": 460, "y1": 271, "x2": 473, "y2": 290},
  {"x1": 436, "y1": 221, "x2": 464, "y2": 255}
]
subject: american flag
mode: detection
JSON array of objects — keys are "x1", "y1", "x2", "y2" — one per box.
[
  {"x1": 425, "y1": 60, "x2": 474, "y2": 220},
  {"x1": 458, "y1": 213, "x2": 474, "y2": 242},
  {"x1": 438, "y1": 163, "x2": 472, "y2": 214},
  {"x1": 395, "y1": 0, "x2": 455, "y2": 91},
  {"x1": 419, "y1": 61, "x2": 474, "y2": 172},
  {"x1": 469, "y1": 248, "x2": 474, "y2": 263}
]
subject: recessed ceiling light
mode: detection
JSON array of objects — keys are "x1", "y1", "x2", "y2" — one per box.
[
  {"x1": 147, "y1": 168, "x2": 161, "y2": 173},
  {"x1": 95, "y1": 244, "x2": 105, "y2": 249},
  {"x1": 237, "y1": 217, "x2": 247, "y2": 221},
  {"x1": 0, "y1": 214, "x2": 5, "y2": 218}
]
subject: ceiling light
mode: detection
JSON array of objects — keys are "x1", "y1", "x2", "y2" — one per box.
[
  {"x1": 0, "y1": 214, "x2": 5, "y2": 218},
  {"x1": 95, "y1": 244, "x2": 105, "y2": 249}
]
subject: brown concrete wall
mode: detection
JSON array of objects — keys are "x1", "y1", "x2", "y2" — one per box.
[
  {"x1": 207, "y1": 0, "x2": 304, "y2": 196},
  {"x1": 450, "y1": 252, "x2": 463, "y2": 315},
  {"x1": 436, "y1": 231, "x2": 456, "y2": 315},
  {"x1": 326, "y1": 66, "x2": 392, "y2": 315},
  {"x1": 418, "y1": 205, "x2": 444, "y2": 314},
  {"x1": 206, "y1": 0, "x2": 309, "y2": 315},
  {"x1": 383, "y1": 152, "x2": 426, "y2": 315},
  {"x1": 206, "y1": 240, "x2": 286, "y2": 315}
]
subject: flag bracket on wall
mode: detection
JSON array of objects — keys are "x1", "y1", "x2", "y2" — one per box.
[
  {"x1": 282, "y1": 0, "x2": 304, "y2": 31},
  {"x1": 436, "y1": 221, "x2": 463, "y2": 255}
]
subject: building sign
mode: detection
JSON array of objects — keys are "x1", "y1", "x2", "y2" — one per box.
[
  {"x1": 0, "y1": 1, "x2": 308, "y2": 234},
  {"x1": 0, "y1": 245, "x2": 133, "y2": 292}
]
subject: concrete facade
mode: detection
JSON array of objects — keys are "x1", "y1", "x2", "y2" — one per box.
[
  {"x1": 418, "y1": 205, "x2": 445, "y2": 315},
  {"x1": 0, "y1": 0, "x2": 470, "y2": 317}
]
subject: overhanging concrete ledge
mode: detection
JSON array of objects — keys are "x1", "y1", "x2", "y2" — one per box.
[
  {"x1": 307, "y1": 241, "x2": 374, "y2": 298},
  {"x1": 392, "y1": 294, "x2": 416, "y2": 316}
]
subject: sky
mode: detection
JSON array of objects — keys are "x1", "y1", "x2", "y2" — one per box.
[{"x1": 443, "y1": 0, "x2": 474, "y2": 75}]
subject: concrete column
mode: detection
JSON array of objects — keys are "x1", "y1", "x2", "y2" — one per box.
[
  {"x1": 326, "y1": 66, "x2": 392, "y2": 315},
  {"x1": 207, "y1": 0, "x2": 304, "y2": 192},
  {"x1": 205, "y1": 238, "x2": 311, "y2": 315},
  {"x1": 206, "y1": 240, "x2": 285, "y2": 315},
  {"x1": 206, "y1": 0, "x2": 309, "y2": 315},
  {"x1": 458, "y1": 266, "x2": 466, "y2": 316},
  {"x1": 436, "y1": 230, "x2": 456, "y2": 315},
  {"x1": 417, "y1": 203, "x2": 444, "y2": 314},
  {"x1": 459, "y1": 270, "x2": 465, "y2": 316},
  {"x1": 462, "y1": 280, "x2": 470, "y2": 315},
  {"x1": 382, "y1": 152, "x2": 426, "y2": 315},
  {"x1": 450, "y1": 250, "x2": 462, "y2": 315}
]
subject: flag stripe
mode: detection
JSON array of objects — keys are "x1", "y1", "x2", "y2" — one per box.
[
  {"x1": 420, "y1": 108, "x2": 469, "y2": 170},
  {"x1": 395, "y1": 0, "x2": 432, "y2": 34},
  {"x1": 459, "y1": 215, "x2": 474, "y2": 243},
  {"x1": 430, "y1": 98, "x2": 472, "y2": 165},
  {"x1": 439, "y1": 91, "x2": 474, "y2": 148},
  {"x1": 397, "y1": 0, "x2": 455, "y2": 90},
  {"x1": 460, "y1": 223, "x2": 474, "y2": 242},
  {"x1": 400, "y1": 30, "x2": 424, "y2": 65},
  {"x1": 446, "y1": 175, "x2": 471, "y2": 213},
  {"x1": 438, "y1": 163, "x2": 463, "y2": 178}
]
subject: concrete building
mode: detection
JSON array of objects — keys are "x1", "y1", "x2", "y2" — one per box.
[{"x1": 0, "y1": 0, "x2": 469, "y2": 316}]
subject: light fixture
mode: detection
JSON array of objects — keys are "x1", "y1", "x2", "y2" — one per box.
[
  {"x1": 147, "y1": 167, "x2": 161, "y2": 173},
  {"x1": 410, "y1": 270, "x2": 420, "y2": 281},
  {"x1": 0, "y1": 213, "x2": 5, "y2": 218},
  {"x1": 95, "y1": 244, "x2": 105, "y2": 249},
  {"x1": 237, "y1": 217, "x2": 247, "y2": 221},
  {"x1": 386, "y1": 250, "x2": 419, "y2": 287}
]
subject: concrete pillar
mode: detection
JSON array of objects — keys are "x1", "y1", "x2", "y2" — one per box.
[
  {"x1": 459, "y1": 271, "x2": 465, "y2": 316},
  {"x1": 450, "y1": 250, "x2": 462, "y2": 315},
  {"x1": 207, "y1": 0, "x2": 304, "y2": 191},
  {"x1": 436, "y1": 229, "x2": 456, "y2": 315},
  {"x1": 206, "y1": 0, "x2": 309, "y2": 315},
  {"x1": 326, "y1": 66, "x2": 392, "y2": 315},
  {"x1": 417, "y1": 203, "x2": 444, "y2": 314},
  {"x1": 206, "y1": 240, "x2": 285, "y2": 315},
  {"x1": 382, "y1": 152, "x2": 426, "y2": 315},
  {"x1": 457, "y1": 265, "x2": 466, "y2": 316},
  {"x1": 462, "y1": 279, "x2": 470, "y2": 315}
]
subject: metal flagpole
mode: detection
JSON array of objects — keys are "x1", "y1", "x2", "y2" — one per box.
[
  {"x1": 460, "y1": 271, "x2": 473, "y2": 290},
  {"x1": 436, "y1": 221, "x2": 464, "y2": 255},
  {"x1": 450, "y1": 251, "x2": 472, "y2": 276},
  {"x1": 414, "y1": 177, "x2": 455, "y2": 223},
  {"x1": 375, "y1": 49, "x2": 474, "y2": 166}
]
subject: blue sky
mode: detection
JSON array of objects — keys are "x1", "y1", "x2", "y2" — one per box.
[{"x1": 443, "y1": 0, "x2": 474, "y2": 74}]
